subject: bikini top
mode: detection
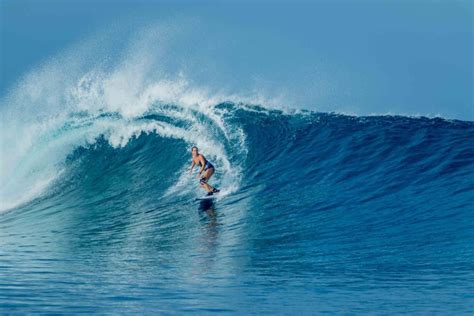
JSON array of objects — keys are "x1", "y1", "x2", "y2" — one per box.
[{"x1": 197, "y1": 155, "x2": 213, "y2": 169}]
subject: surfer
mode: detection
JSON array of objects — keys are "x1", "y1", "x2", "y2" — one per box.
[{"x1": 189, "y1": 146, "x2": 220, "y2": 196}]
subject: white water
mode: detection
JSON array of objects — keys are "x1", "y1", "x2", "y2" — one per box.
[{"x1": 0, "y1": 23, "x2": 283, "y2": 212}]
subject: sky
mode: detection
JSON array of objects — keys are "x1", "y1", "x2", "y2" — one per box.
[{"x1": 1, "y1": 0, "x2": 472, "y2": 119}]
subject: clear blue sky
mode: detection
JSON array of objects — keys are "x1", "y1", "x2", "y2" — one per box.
[{"x1": 1, "y1": 0, "x2": 472, "y2": 119}]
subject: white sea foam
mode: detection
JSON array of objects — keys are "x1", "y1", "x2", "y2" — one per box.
[{"x1": 0, "y1": 23, "x2": 271, "y2": 212}]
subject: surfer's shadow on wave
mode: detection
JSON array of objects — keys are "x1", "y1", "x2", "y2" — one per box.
[{"x1": 197, "y1": 198, "x2": 215, "y2": 212}]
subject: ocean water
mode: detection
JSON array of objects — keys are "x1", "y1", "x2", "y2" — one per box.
[
  {"x1": 0, "y1": 18, "x2": 473, "y2": 313},
  {"x1": 1, "y1": 96, "x2": 473, "y2": 313}
]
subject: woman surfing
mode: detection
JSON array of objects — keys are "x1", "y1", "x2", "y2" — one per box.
[{"x1": 189, "y1": 146, "x2": 220, "y2": 196}]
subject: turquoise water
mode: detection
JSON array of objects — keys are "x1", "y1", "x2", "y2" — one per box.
[{"x1": 1, "y1": 101, "x2": 473, "y2": 313}]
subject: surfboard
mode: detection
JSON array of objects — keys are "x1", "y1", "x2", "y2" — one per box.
[
  {"x1": 195, "y1": 195, "x2": 216, "y2": 201},
  {"x1": 195, "y1": 188, "x2": 220, "y2": 201}
]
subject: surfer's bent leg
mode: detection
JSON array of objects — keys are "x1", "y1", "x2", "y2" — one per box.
[{"x1": 200, "y1": 168, "x2": 215, "y2": 192}]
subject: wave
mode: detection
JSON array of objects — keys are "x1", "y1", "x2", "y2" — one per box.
[
  {"x1": 1, "y1": 54, "x2": 473, "y2": 213},
  {"x1": 2, "y1": 95, "x2": 473, "y2": 215},
  {"x1": 3, "y1": 21, "x2": 472, "y2": 213}
]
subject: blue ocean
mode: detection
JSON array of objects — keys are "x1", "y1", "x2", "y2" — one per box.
[
  {"x1": 1, "y1": 10, "x2": 473, "y2": 313},
  {"x1": 1, "y1": 96, "x2": 473, "y2": 313}
]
